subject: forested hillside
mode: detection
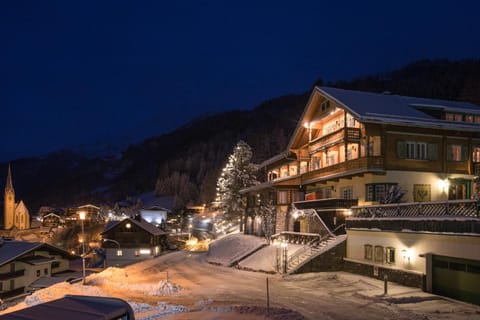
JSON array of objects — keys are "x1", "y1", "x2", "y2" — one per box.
[{"x1": 2, "y1": 59, "x2": 479, "y2": 213}]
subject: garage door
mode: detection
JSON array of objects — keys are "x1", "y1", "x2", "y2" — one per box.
[{"x1": 432, "y1": 255, "x2": 480, "y2": 305}]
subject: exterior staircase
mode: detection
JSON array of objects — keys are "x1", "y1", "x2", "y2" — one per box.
[{"x1": 286, "y1": 234, "x2": 347, "y2": 274}]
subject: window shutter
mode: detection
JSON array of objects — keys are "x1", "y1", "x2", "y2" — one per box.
[
  {"x1": 396, "y1": 141, "x2": 406, "y2": 159},
  {"x1": 446, "y1": 145, "x2": 453, "y2": 161},
  {"x1": 427, "y1": 143, "x2": 438, "y2": 160},
  {"x1": 462, "y1": 145, "x2": 469, "y2": 161}
]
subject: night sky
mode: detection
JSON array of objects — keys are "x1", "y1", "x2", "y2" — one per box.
[{"x1": 1, "y1": 1, "x2": 479, "y2": 162}]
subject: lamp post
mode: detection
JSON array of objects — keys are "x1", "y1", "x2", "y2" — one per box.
[
  {"x1": 78, "y1": 210, "x2": 86, "y2": 285},
  {"x1": 281, "y1": 239, "x2": 288, "y2": 274}
]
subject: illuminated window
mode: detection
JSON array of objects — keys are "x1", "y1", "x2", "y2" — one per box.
[
  {"x1": 473, "y1": 146, "x2": 480, "y2": 163},
  {"x1": 466, "y1": 115, "x2": 474, "y2": 123},
  {"x1": 117, "y1": 250, "x2": 123, "y2": 256},
  {"x1": 299, "y1": 161, "x2": 308, "y2": 174},
  {"x1": 139, "y1": 249, "x2": 151, "y2": 255},
  {"x1": 311, "y1": 156, "x2": 320, "y2": 170},
  {"x1": 448, "y1": 145, "x2": 462, "y2": 161},
  {"x1": 364, "y1": 244, "x2": 373, "y2": 260},
  {"x1": 447, "y1": 144, "x2": 466, "y2": 162},
  {"x1": 268, "y1": 171, "x2": 278, "y2": 181},
  {"x1": 134, "y1": 250, "x2": 140, "y2": 257},
  {"x1": 289, "y1": 165, "x2": 298, "y2": 176}
]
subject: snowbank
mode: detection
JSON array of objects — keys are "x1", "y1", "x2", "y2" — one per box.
[
  {"x1": 238, "y1": 243, "x2": 305, "y2": 273},
  {"x1": 207, "y1": 233, "x2": 267, "y2": 266},
  {"x1": 88, "y1": 267, "x2": 183, "y2": 296}
]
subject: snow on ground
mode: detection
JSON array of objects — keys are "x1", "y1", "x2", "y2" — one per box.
[
  {"x1": 88, "y1": 267, "x2": 183, "y2": 296},
  {"x1": 238, "y1": 243, "x2": 304, "y2": 273},
  {"x1": 206, "y1": 233, "x2": 267, "y2": 266},
  {"x1": 1, "y1": 234, "x2": 480, "y2": 320}
]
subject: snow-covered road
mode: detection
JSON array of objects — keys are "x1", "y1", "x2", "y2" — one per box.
[
  {"x1": 124, "y1": 251, "x2": 480, "y2": 320},
  {"x1": 2, "y1": 242, "x2": 480, "y2": 319}
]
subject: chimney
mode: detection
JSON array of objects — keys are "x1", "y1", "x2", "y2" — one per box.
[{"x1": 135, "y1": 213, "x2": 142, "y2": 222}]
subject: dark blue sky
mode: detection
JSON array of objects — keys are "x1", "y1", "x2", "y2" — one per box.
[{"x1": 1, "y1": 1, "x2": 479, "y2": 162}]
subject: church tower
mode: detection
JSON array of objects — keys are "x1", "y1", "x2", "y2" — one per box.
[{"x1": 4, "y1": 164, "x2": 15, "y2": 229}]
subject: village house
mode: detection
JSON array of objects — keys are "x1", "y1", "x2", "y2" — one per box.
[
  {"x1": 0, "y1": 238, "x2": 78, "y2": 300},
  {"x1": 101, "y1": 216, "x2": 168, "y2": 267},
  {"x1": 241, "y1": 86, "x2": 480, "y2": 305}
]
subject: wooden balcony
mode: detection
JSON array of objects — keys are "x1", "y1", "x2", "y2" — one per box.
[
  {"x1": 308, "y1": 127, "x2": 361, "y2": 154},
  {"x1": 0, "y1": 269, "x2": 25, "y2": 280},
  {"x1": 0, "y1": 286, "x2": 26, "y2": 299},
  {"x1": 294, "y1": 198, "x2": 358, "y2": 209},
  {"x1": 301, "y1": 156, "x2": 384, "y2": 184}
]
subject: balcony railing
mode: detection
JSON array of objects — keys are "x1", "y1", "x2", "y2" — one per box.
[
  {"x1": 347, "y1": 200, "x2": 480, "y2": 234},
  {"x1": 301, "y1": 156, "x2": 384, "y2": 183},
  {"x1": 350, "y1": 200, "x2": 480, "y2": 218},
  {"x1": 294, "y1": 198, "x2": 358, "y2": 209},
  {"x1": 0, "y1": 286, "x2": 26, "y2": 299},
  {"x1": 0, "y1": 269, "x2": 25, "y2": 280},
  {"x1": 308, "y1": 128, "x2": 361, "y2": 154}
]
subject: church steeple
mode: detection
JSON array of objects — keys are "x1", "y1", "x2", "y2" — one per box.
[
  {"x1": 5, "y1": 163, "x2": 14, "y2": 193},
  {"x1": 4, "y1": 163, "x2": 15, "y2": 230}
]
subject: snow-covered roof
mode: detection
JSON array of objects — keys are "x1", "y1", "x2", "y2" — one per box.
[
  {"x1": 4, "y1": 295, "x2": 134, "y2": 320},
  {"x1": 78, "y1": 204, "x2": 100, "y2": 210},
  {"x1": 0, "y1": 240, "x2": 77, "y2": 267},
  {"x1": 102, "y1": 217, "x2": 167, "y2": 236},
  {"x1": 141, "y1": 205, "x2": 170, "y2": 212},
  {"x1": 318, "y1": 86, "x2": 480, "y2": 130}
]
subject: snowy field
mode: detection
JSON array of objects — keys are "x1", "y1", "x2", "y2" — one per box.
[{"x1": 1, "y1": 233, "x2": 480, "y2": 319}]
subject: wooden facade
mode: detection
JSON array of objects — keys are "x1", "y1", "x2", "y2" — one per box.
[
  {"x1": 242, "y1": 86, "x2": 480, "y2": 236},
  {"x1": 101, "y1": 217, "x2": 168, "y2": 267}
]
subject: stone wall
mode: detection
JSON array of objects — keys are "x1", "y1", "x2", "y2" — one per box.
[
  {"x1": 343, "y1": 259, "x2": 424, "y2": 288},
  {"x1": 293, "y1": 241, "x2": 346, "y2": 274}
]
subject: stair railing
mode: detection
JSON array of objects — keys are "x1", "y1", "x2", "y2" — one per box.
[{"x1": 286, "y1": 233, "x2": 335, "y2": 270}]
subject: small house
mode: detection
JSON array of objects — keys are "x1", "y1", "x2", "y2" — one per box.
[{"x1": 101, "y1": 217, "x2": 167, "y2": 267}]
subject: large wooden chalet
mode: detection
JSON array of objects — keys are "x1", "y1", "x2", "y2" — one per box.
[
  {"x1": 244, "y1": 86, "x2": 480, "y2": 234},
  {"x1": 241, "y1": 86, "x2": 480, "y2": 305}
]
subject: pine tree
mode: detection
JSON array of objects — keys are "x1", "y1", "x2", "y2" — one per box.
[
  {"x1": 254, "y1": 195, "x2": 276, "y2": 243},
  {"x1": 216, "y1": 141, "x2": 259, "y2": 222}
]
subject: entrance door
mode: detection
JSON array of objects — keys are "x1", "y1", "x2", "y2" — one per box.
[
  {"x1": 293, "y1": 220, "x2": 301, "y2": 232},
  {"x1": 448, "y1": 179, "x2": 471, "y2": 200}
]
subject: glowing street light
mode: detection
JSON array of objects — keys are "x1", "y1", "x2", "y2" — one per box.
[{"x1": 78, "y1": 210, "x2": 86, "y2": 285}]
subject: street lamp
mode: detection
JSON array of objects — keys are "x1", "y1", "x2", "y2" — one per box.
[{"x1": 78, "y1": 210, "x2": 86, "y2": 285}]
